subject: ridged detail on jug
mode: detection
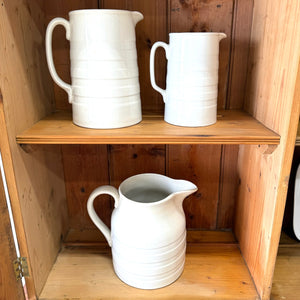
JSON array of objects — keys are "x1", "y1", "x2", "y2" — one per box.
[
  {"x1": 72, "y1": 94, "x2": 142, "y2": 129},
  {"x1": 111, "y1": 231, "x2": 186, "y2": 289},
  {"x1": 113, "y1": 256, "x2": 185, "y2": 289}
]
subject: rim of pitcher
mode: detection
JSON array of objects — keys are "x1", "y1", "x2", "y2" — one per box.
[
  {"x1": 118, "y1": 173, "x2": 197, "y2": 206},
  {"x1": 69, "y1": 9, "x2": 135, "y2": 15},
  {"x1": 119, "y1": 174, "x2": 172, "y2": 206},
  {"x1": 119, "y1": 174, "x2": 170, "y2": 202}
]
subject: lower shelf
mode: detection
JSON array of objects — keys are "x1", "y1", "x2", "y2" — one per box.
[{"x1": 39, "y1": 232, "x2": 258, "y2": 299}]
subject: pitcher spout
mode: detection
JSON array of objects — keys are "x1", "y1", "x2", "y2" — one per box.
[
  {"x1": 218, "y1": 32, "x2": 227, "y2": 41},
  {"x1": 171, "y1": 179, "x2": 198, "y2": 207},
  {"x1": 132, "y1": 11, "x2": 144, "y2": 26}
]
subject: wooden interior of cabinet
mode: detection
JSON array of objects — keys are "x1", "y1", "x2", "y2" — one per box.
[{"x1": 0, "y1": 0, "x2": 299, "y2": 299}]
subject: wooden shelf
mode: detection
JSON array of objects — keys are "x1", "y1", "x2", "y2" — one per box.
[
  {"x1": 16, "y1": 110, "x2": 280, "y2": 145},
  {"x1": 39, "y1": 231, "x2": 258, "y2": 300}
]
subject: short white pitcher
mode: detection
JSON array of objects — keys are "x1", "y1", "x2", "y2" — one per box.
[
  {"x1": 150, "y1": 32, "x2": 226, "y2": 127},
  {"x1": 87, "y1": 173, "x2": 197, "y2": 289}
]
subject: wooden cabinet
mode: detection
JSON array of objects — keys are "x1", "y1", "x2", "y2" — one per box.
[{"x1": 0, "y1": 1, "x2": 299, "y2": 299}]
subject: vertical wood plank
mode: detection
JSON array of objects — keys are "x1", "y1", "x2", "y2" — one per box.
[
  {"x1": 226, "y1": 0, "x2": 254, "y2": 109},
  {"x1": 168, "y1": 145, "x2": 221, "y2": 229},
  {"x1": 168, "y1": 1, "x2": 229, "y2": 230},
  {"x1": 170, "y1": 0, "x2": 233, "y2": 109},
  {"x1": 217, "y1": 145, "x2": 239, "y2": 229},
  {"x1": 62, "y1": 145, "x2": 111, "y2": 229},
  {"x1": 102, "y1": 0, "x2": 168, "y2": 114},
  {"x1": 108, "y1": 145, "x2": 166, "y2": 186},
  {"x1": 44, "y1": 0, "x2": 98, "y2": 110}
]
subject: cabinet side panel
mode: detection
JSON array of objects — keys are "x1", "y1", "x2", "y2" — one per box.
[
  {"x1": 235, "y1": 0, "x2": 300, "y2": 298},
  {"x1": 0, "y1": 0, "x2": 68, "y2": 296}
]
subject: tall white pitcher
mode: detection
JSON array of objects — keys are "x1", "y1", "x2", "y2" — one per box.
[
  {"x1": 150, "y1": 32, "x2": 226, "y2": 127},
  {"x1": 46, "y1": 9, "x2": 143, "y2": 129}
]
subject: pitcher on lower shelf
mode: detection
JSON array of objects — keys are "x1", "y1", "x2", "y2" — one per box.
[{"x1": 87, "y1": 173, "x2": 197, "y2": 289}]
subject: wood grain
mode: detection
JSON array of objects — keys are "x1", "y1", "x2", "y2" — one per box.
[
  {"x1": 168, "y1": 145, "x2": 221, "y2": 229},
  {"x1": 170, "y1": 0, "x2": 233, "y2": 109},
  {"x1": 108, "y1": 144, "x2": 166, "y2": 186},
  {"x1": 217, "y1": 145, "x2": 239, "y2": 229},
  {"x1": 226, "y1": 0, "x2": 254, "y2": 109},
  {"x1": 62, "y1": 145, "x2": 111, "y2": 230},
  {"x1": 39, "y1": 232, "x2": 258, "y2": 300},
  {"x1": 235, "y1": 1, "x2": 300, "y2": 299},
  {"x1": 16, "y1": 110, "x2": 280, "y2": 145},
  {"x1": 0, "y1": 0, "x2": 68, "y2": 296}
]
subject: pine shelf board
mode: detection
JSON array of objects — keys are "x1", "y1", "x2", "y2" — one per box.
[
  {"x1": 39, "y1": 242, "x2": 258, "y2": 299},
  {"x1": 16, "y1": 110, "x2": 279, "y2": 145}
]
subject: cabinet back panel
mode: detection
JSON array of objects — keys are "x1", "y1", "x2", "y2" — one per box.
[
  {"x1": 62, "y1": 144, "x2": 238, "y2": 233},
  {"x1": 46, "y1": 0, "x2": 251, "y2": 112},
  {"x1": 44, "y1": 0, "x2": 247, "y2": 236}
]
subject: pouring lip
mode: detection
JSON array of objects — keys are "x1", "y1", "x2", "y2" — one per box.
[{"x1": 118, "y1": 173, "x2": 197, "y2": 206}]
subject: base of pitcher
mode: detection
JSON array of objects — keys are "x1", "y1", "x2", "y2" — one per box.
[
  {"x1": 72, "y1": 116, "x2": 142, "y2": 129},
  {"x1": 113, "y1": 259, "x2": 185, "y2": 290},
  {"x1": 71, "y1": 99, "x2": 142, "y2": 129},
  {"x1": 164, "y1": 103, "x2": 217, "y2": 127},
  {"x1": 165, "y1": 118, "x2": 216, "y2": 127}
]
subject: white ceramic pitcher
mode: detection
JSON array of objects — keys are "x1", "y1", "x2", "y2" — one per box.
[
  {"x1": 46, "y1": 9, "x2": 143, "y2": 129},
  {"x1": 150, "y1": 32, "x2": 226, "y2": 127},
  {"x1": 87, "y1": 173, "x2": 197, "y2": 289}
]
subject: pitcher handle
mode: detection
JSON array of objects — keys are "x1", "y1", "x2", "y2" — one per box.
[
  {"x1": 45, "y1": 18, "x2": 73, "y2": 103},
  {"x1": 150, "y1": 41, "x2": 169, "y2": 103},
  {"x1": 87, "y1": 186, "x2": 119, "y2": 247}
]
